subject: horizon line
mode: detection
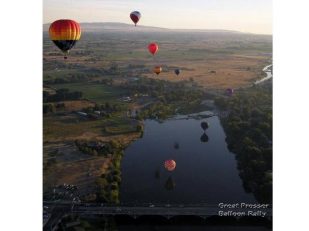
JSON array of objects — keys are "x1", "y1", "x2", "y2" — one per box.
[{"x1": 43, "y1": 21, "x2": 272, "y2": 36}]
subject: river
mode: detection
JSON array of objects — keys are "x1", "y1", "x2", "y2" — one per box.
[
  {"x1": 255, "y1": 64, "x2": 273, "y2": 85},
  {"x1": 120, "y1": 114, "x2": 256, "y2": 205}
]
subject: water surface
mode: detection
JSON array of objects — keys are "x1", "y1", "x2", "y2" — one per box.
[{"x1": 120, "y1": 115, "x2": 256, "y2": 205}]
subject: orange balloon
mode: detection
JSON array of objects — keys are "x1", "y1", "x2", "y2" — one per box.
[{"x1": 153, "y1": 66, "x2": 162, "y2": 75}]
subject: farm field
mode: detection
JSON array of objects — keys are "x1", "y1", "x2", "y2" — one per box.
[
  {"x1": 43, "y1": 25, "x2": 272, "y2": 90},
  {"x1": 49, "y1": 83, "x2": 128, "y2": 104}
]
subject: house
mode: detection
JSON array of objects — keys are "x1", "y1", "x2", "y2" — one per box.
[
  {"x1": 121, "y1": 96, "x2": 132, "y2": 102},
  {"x1": 76, "y1": 112, "x2": 87, "y2": 117}
]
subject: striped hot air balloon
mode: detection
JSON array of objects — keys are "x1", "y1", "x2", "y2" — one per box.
[
  {"x1": 49, "y1": 19, "x2": 81, "y2": 59},
  {"x1": 164, "y1": 159, "x2": 176, "y2": 172},
  {"x1": 130, "y1": 11, "x2": 141, "y2": 26},
  {"x1": 153, "y1": 66, "x2": 162, "y2": 75}
]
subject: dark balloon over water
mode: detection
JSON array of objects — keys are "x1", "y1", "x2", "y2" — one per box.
[{"x1": 201, "y1": 121, "x2": 209, "y2": 131}]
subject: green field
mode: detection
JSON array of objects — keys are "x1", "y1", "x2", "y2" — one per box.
[
  {"x1": 44, "y1": 114, "x2": 137, "y2": 141},
  {"x1": 50, "y1": 83, "x2": 128, "y2": 104},
  {"x1": 43, "y1": 30, "x2": 272, "y2": 90}
]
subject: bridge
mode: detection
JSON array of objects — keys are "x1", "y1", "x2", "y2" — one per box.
[
  {"x1": 43, "y1": 202, "x2": 272, "y2": 230},
  {"x1": 73, "y1": 205, "x2": 270, "y2": 218}
]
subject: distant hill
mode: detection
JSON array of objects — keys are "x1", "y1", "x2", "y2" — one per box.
[{"x1": 43, "y1": 22, "x2": 245, "y2": 34}]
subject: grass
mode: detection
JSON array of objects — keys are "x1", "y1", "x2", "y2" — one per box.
[
  {"x1": 44, "y1": 114, "x2": 137, "y2": 142},
  {"x1": 50, "y1": 83, "x2": 128, "y2": 104},
  {"x1": 44, "y1": 31, "x2": 272, "y2": 91}
]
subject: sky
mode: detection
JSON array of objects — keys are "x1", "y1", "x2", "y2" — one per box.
[{"x1": 44, "y1": 0, "x2": 272, "y2": 34}]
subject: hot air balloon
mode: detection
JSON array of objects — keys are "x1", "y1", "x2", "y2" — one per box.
[
  {"x1": 49, "y1": 19, "x2": 81, "y2": 59},
  {"x1": 175, "y1": 69, "x2": 181, "y2": 76},
  {"x1": 148, "y1": 43, "x2": 159, "y2": 55},
  {"x1": 201, "y1": 121, "x2": 209, "y2": 131},
  {"x1": 225, "y1": 88, "x2": 234, "y2": 96},
  {"x1": 164, "y1": 159, "x2": 176, "y2": 171},
  {"x1": 130, "y1": 11, "x2": 141, "y2": 26},
  {"x1": 200, "y1": 133, "x2": 209, "y2": 143},
  {"x1": 153, "y1": 66, "x2": 162, "y2": 75}
]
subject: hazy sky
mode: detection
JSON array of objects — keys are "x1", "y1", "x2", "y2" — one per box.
[{"x1": 44, "y1": 0, "x2": 272, "y2": 34}]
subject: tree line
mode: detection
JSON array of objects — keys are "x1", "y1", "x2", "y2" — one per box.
[
  {"x1": 215, "y1": 84, "x2": 272, "y2": 203},
  {"x1": 43, "y1": 88, "x2": 83, "y2": 103}
]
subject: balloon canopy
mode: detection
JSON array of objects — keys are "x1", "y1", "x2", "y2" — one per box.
[
  {"x1": 148, "y1": 43, "x2": 159, "y2": 55},
  {"x1": 153, "y1": 66, "x2": 162, "y2": 75},
  {"x1": 49, "y1": 19, "x2": 81, "y2": 59},
  {"x1": 201, "y1": 121, "x2": 209, "y2": 131},
  {"x1": 130, "y1": 11, "x2": 141, "y2": 26},
  {"x1": 164, "y1": 159, "x2": 176, "y2": 171},
  {"x1": 175, "y1": 69, "x2": 181, "y2": 76}
]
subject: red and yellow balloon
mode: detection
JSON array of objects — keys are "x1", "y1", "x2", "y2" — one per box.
[{"x1": 49, "y1": 19, "x2": 81, "y2": 59}]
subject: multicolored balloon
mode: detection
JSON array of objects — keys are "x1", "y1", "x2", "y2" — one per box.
[
  {"x1": 164, "y1": 159, "x2": 176, "y2": 171},
  {"x1": 49, "y1": 19, "x2": 81, "y2": 59},
  {"x1": 130, "y1": 11, "x2": 141, "y2": 26},
  {"x1": 148, "y1": 43, "x2": 159, "y2": 55},
  {"x1": 153, "y1": 66, "x2": 162, "y2": 75}
]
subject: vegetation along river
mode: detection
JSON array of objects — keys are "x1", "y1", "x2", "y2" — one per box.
[{"x1": 120, "y1": 114, "x2": 256, "y2": 205}]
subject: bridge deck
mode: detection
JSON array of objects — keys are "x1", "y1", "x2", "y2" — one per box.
[
  {"x1": 44, "y1": 203, "x2": 272, "y2": 230},
  {"x1": 72, "y1": 205, "x2": 272, "y2": 217}
]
